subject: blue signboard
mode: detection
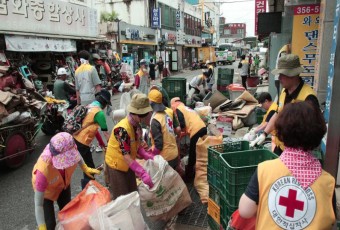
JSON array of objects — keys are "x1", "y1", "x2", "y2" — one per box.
[
  {"x1": 321, "y1": 0, "x2": 340, "y2": 152},
  {"x1": 151, "y1": 8, "x2": 161, "y2": 28}
]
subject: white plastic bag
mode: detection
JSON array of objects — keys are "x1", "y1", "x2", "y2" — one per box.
[
  {"x1": 139, "y1": 155, "x2": 192, "y2": 221},
  {"x1": 89, "y1": 191, "x2": 146, "y2": 230},
  {"x1": 119, "y1": 92, "x2": 131, "y2": 111}
]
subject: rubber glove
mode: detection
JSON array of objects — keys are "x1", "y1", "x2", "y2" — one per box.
[
  {"x1": 129, "y1": 160, "x2": 154, "y2": 189},
  {"x1": 250, "y1": 133, "x2": 266, "y2": 147},
  {"x1": 137, "y1": 146, "x2": 154, "y2": 160},
  {"x1": 38, "y1": 224, "x2": 47, "y2": 230},
  {"x1": 80, "y1": 163, "x2": 101, "y2": 179}
]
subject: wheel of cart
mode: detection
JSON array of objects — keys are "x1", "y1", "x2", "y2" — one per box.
[{"x1": 0, "y1": 122, "x2": 39, "y2": 169}]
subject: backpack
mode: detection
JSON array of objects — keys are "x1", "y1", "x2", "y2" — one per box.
[{"x1": 62, "y1": 105, "x2": 89, "y2": 135}]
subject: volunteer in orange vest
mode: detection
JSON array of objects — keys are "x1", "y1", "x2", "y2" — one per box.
[
  {"x1": 32, "y1": 132, "x2": 101, "y2": 230},
  {"x1": 239, "y1": 102, "x2": 335, "y2": 229},
  {"x1": 139, "y1": 89, "x2": 179, "y2": 168},
  {"x1": 245, "y1": 92, "x2": 278, "y2": 142},
  {"x1": 105, "y1": 94, "x2": 154, "y2": 200},
  {"x1": 171, "y1": 97, "x2": 207, "y2": 182},
  {"x1": 73, "y1": 89, "x2": 111, "y2": 188},
  {"x1": 250, "y1": 54, "x2": 319, "y2": 155}
]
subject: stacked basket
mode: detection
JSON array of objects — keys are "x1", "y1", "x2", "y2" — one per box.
[
  {"x1": 217, "y1": 68, "x2": 234, "y2": 99},
  {"x1": 207, "y1": 141, "x2": 278, "y2": 229}
]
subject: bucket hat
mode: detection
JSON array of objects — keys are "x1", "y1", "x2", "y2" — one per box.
[
  {"x1": 92, "y1": 53, "x2": 101, "y2": 60},
  {"x1": 57, "y1": 67, "x2": 69, "y2": 76},
  {"x1": 42, "y1": 132, "x2": 81, "y2": 169},
  {"x1": 148, "y1": 89, "x2": 166, "y2": 112},
  {"x1": 127, "y1": 94, "x2": 152, "y2": 115},
  {"x1": 96, "y1": 89, "x2": 112, "y2": 106},
  {"x1": 271, "y1": 54, "x2": 305, "y2": 77}
]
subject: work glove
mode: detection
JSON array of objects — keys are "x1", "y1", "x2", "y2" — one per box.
[
  {"x1": 250, "y1": 133, "x2": 266, "y2": 147},
  {"x1": 243, "y1": 128, "x2": 256, "y2": 141},
  {"x1": 138, "y1": 146, "x2": 161, "y2": 160},
  {"x1": 38, "y1": 224, "x2": 47, "y2": 230},
  {"x1": 80, "y1": 163, "x2": 101, "y2": 179},
  {"x1": 129, "y1": 160, "x2": 154, "y2": 189}
]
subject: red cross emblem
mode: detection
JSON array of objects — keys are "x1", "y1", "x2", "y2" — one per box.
[
  {"x1": 279, "y1": 189, "x2": 304, "y2": 218},
  {"x1": 167, "y1": 118, "x2": 173, "y2": 128}
]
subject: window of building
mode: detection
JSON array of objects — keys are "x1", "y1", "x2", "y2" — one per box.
[
  {"x1": 184, "y1": 13, "x2": 201, "y2": 37},
  {"x1": 237, "y1": 29, "x2": 244, "y2": 34},
  {"x1": 224, "y1": 29, "x2": 231, "y2": 35},
  {"x1": 159, "y1": 3, "x2": 176, "y2": 30}
]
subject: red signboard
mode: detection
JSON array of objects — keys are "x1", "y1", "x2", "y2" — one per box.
[
  {"x1": 255, "y1": 0, "x2": 267, "y2": 35},
  {"x1": 293, "y1": 4, "x2": 320, "y2": 15}
]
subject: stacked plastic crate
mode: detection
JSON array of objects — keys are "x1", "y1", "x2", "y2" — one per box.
[
  {"x1": 217, "y1": 68, "x2": 234, "y2": 99},
  {"x1": 207, "y1": 141, "x2": 278, "y2": 229},
  {"x1": 162, "y1": 78, "x2": 186, "y2": 103}
]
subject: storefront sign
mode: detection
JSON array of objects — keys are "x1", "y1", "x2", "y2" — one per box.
[
  {"x1": 291, "y1": 4, "x2": 320, "y2": 87},
  {"x1": 126, "y1": 28, "x2": 145, "y2": 40},
  {"x1": 165, "y1": 33, "x2": 176, "y2": 42},
  {"x1": 176, "y1": 10, "x2": 180, "y2": 28},
  {"x1": 0, "y1": 0, "x2": 97, "y2": 38},
  {"x1": 255, "y1": 0, "x2": 266, "y2": 35},
  {"x1": 151, "y1": 8, "x2": 161, "y2": 29},
  {"x1": 5, "y1": 35, "x2": 76, "y2": 52}
]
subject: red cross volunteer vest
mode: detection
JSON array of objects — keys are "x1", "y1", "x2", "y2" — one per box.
[
  {"x1": 275, "y1": 84, "x2": 316, "y2": 151},
  {"x1": 73, "y1": 106, "x2": 101, "y2": 146},
  {"x1": 150, "y1": 112, "x2": 178, "y2": 162},
  {"x1": 32, "y1": 157, "x2": 77, "y2": 201},
  {"x1": 257, "y1": 159, "x2": 335, "y2": 230},
  {"x1": 177, "y1": 105, "x2": 205, "y2": 138},
  {"x1": 105, "y1": 117, "x2": 139, "y2": 172}
]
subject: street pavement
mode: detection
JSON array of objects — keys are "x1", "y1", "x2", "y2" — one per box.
[{"x1": 0, "y1": 61, "x2": 266, "y2": 230}]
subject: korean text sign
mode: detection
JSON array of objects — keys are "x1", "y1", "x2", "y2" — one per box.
[
  {"x1": 0, "y1": 0, "x2": 97, "y2": 38},
  {"x1": 255, "y1": 0, "x2": 266, "y2": 35},
  {"x1": 291, "y1": 4, "x2": 320, "y2": 86},
  {"x1": 151, "y1": 8, "x2": 161, "y2": 29}
]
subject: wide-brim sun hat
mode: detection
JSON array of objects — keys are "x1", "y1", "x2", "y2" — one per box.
[
  {"x1": 57, "y1": 68, "x2": 69, "y2": 76},
  {"x1": 170, "y1": 97, "x2": 184, "y2": 111},
  {"x1": 127, "y1": 93, "x2": 152, "y2": 115},
  {"x1": 48, "y1": 132, "x2": 81, "y2": 169},
  {"x1": 271, "y1": 54, "x2": 305, "y2": 77}
]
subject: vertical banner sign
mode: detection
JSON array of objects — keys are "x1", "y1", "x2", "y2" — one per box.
[
  {"x1": 255, "y1": 0, "x2": 266, "y2": 35},
  {"x1": 291, "y1": 4, "x2": 320, "y2": 87},
  {"x1": 176, "y1": 10, "x2": 181, "y2": 28},
  {"x1": 151, "y1": 8, "x2": 161, "y2": 28}
]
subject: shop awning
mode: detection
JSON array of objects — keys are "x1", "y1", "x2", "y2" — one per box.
[
  {"x1": 120, "y1": 40, "x2": 157, "y2": 46},
  {"x1": 184, "y1": 44, "x2": 202, "y2": 48},
  {"x1": 0, "y1": 31, "x2": 103, "y2": 41},
  {"x1": 5, "y1": 35, "x2": 77, "y2": 52}
]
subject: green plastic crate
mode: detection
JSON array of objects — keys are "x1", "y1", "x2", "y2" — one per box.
[
  {"x1": 209, "y1": 185, "x2": 221, "y2": 205},
  {"x1": 208, "y1": 169, "x2": 220, "y2": 191},
  {"x1": 208, "y1": 142, "x2": 250, "y2": 194},
  {"x1": 218, "y1": 68, "x2": 234, "y2": 76},
  {"x1": 162, "y1": 78, "x2": 186, "y2": 103},
  {"x1": 208, "y1": 215, "x2": 220, "y2": 230},
  {"x1": 217, "y1": 78, "x2": 233, "y2": 86},
  {"x1": 219, "y1": 149, "x2": 278, "y2": 206},
  {"x1": 220, "y1": 198, "x2": 237, "y2": 229}
]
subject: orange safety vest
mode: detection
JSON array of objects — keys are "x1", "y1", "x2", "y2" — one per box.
[
  {"x1": 176, "y1": 104, "x2": 205, "y2": 138},
  {"x1": 73, "y1": 106, "x2": 101, "y2": 146},
  {"x1": 105, "y1": 117, "x2": 139, "y2": 172},
  {"x1": 256, "y1": 159, "x2": 335, "y2": 230},
  {"x1": 275, "y1": 84, "x2": 316, "y2": 151},
  {"x1": 150, "y1": 112, "x2": 178, "y2": 162},
  {"x1": 32, "y1": 157, "x2": 77, "y2": 201},
  {"x1": 262, "y1": 102, "x2": 278, "y2": 124}
]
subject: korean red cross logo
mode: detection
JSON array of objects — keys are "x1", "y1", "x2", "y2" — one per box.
[{"x1": 268, "y1": 176, "x2": 316, "y2": 229}]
